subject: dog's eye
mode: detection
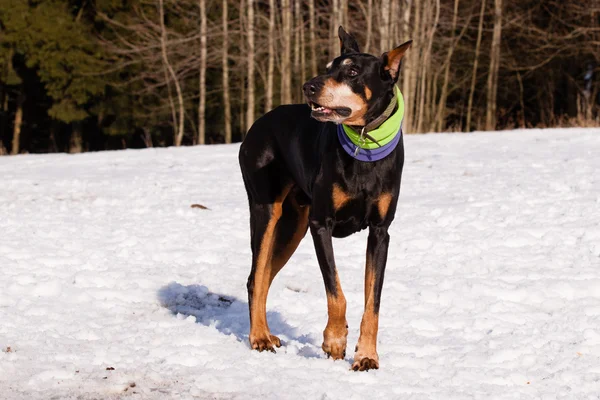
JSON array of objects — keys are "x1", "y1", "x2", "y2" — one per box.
[{"x1": 348, "y1": 68, "x2": 359, "y2": 77}]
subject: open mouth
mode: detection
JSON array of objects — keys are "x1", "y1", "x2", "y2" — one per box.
[
  {"x1": 309, "y1": 101, "x2": 334, "y2": 115},
  {"x1": 308, "y1": 101, "x2": 352, "y2": 119}
]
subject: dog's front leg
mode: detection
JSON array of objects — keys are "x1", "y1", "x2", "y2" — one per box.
[
  {"x1": 352, "y1": 225, "x2": 390, "y2": 371},
  {"x1": 309, "y1": 219, "x2": 348, "y2": 360}
]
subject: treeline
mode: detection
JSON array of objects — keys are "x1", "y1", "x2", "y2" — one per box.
[{"x1": 0, "y1": 0, "x2": 598, "y2": 155}]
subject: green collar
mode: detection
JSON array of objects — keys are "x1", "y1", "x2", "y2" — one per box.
[{"x1": 342, "y1": 86, "x2": 404, "y2": 150}]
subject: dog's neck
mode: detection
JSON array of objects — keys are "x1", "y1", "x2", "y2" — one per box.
[{"x1": 350, "y1": 89, "x2": 397, "y2": 132}]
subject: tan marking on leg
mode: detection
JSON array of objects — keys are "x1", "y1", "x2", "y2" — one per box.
[
  {"x1": 332, "y1": 184, "x2": 351, "y2": 211},
  {"x1": 269, "y1": 201, "x2": 310, "y2": 284},
  {"x1": 353, "y1": 252, "x2": 380, "y2": 370},
  {"x1": 323, "y1": 272, "x2": 348, "y2": 360},
  {"x1": 249, "y1": 185, "x2": 292, "y2": 351},
  {"x1": 377, "y1": 193, "x2": 393, "y2": 219}
]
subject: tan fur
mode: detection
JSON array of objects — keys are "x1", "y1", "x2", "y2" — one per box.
[
  {"x1": 318, "y1": 78, "x2": 368, "y2": 125},
  {"x1": 269, "y1": 199, "x2": 310, "y2": 283},
  {"x1": 377, "y1": 193, "x2": 393, "y2": 219},
  {"x1": 352, "y1": 252, "x2": 380, "y2": 370},
  {"x1": 248, "y1": 185, "x2": 292, "y2": 350},
  {"x1": 332, "y1": 184, "x2": 351, "y2": 211},
  {"x1": 323, "y1": 272, "x2": 348, "y2": 360},
  {"x1": 384, "y1": 41, "x2": 412, "y2": 79},
  {"x1": 364, "y1": 86, "x2": 372, "y2": 101}
]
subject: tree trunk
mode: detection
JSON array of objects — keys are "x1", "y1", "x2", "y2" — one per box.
[
  {"x1": 466, "y1": 0, "x2": 486, "y2": 132},
  {"x1": 0, "y1": 83, "x2": 6, "y2": 155},
  {"x1": 158, "y1": 0, "x2": 185, "y2": 146},
  {"x1": 10, "y1": 91, "x2": 24, "y2": 155},
  {"x1": 340, "y1": 0, "x2": 348, "y2": 30},
  {"x1": 299, "y1": 1, "x2": 306, "y2": 88},
  {"x1": 198, "y1": 0, "x2": 207, "y2": 144},
  {"x1": 266, "y1": 0, "x2": 275, "y2": 112},
  {"x1": 330, "y1": 0, "x2": 339, "y2": 58},
  {"x1": 379, "y1": 0, "x2": 390, "y2": 52},
  {"x1": 436, "y1": 0, "x2": 460, "y2": 132},
  {"x1": 516, "y1": 70, "x2": 525, "y2": 128},
  {"x1": 69, "y1": 121, "x2": 83, "y2": 154},
  {"x1": 308, "y1": 0, "x2": 317, "y2": 77},
  {"x1": 49, "y1": 120, "x2": 59, "y2": 153},
  {"x1": 485, "y1": 0, "x2": 502, "y2": 131},
  {"x1": 416, "y1": 0, "x2": 439, "y2": 133},
  {"x1": 163, "y1": 65, "x2": 178, "y2": 143},
  {"x1": 246, "y1": 0, "x2": 255, "y2": 130},
  {"x1": 293, "y1": 0, "x2": 300, "y2": 102},
  {"x1": 401, "y1": 0, "x2": 413, "y2": 132},
  {"x1": 364, "y1": 0, "x2": 373, "y2": 53},
  {"x1": 222, "y1": 0, "x2": 232, "y2": 143},
  {"x1": 281, "y1": 0, "x2": 292, "y2": 104},
  {"x1": 390, "y1": 0, "x2": 399, "y2": 45}
]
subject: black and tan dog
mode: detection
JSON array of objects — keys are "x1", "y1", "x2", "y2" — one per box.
[{"x1": 239, "y1": 27, "x2": 412, "y2": 371}]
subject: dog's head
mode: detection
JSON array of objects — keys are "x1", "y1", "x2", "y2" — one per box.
[{"x1": 303, "y1": 26, "x2": 412, "y2": 126}]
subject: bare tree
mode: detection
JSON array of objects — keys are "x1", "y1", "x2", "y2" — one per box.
[
  {"x1": 266, "y1": 0, "x2": 275, "y2": 111},
  {"x1": 485, "y1": 0, "x2": 502, "y2": 130},
  {"x1": 10, "y1": 91, "x2": 24, "y2": 155},
  {"x1": 361, "y1": 0, "x2": 374, "y2": 53},
  {"x1": 379, "y1": 0, "x2": 390, "y2": 52},
  {"x1": 198, "y1": 0, "x2": 207, "y2": 144},
  {"x1": 466, "y1": 0, "x2": 486, "y2": 132},
  {"x1": 247, "y1": 0, "x2": 255, "y2": 129},
  {"x1": 401, "y1": 0, "x2": 414, "y2": 131},
  {"x1": 280, "y1": 0, "x2": 292, "y2": 104},
  {"x1": 330, "y1": 0, "x2": 340, "y2": 58},
  {"x1": 293, "y1": 0, "x2": 300, "y2": 102},
  {"x1": 299, "y1": 1, "x2": 306, "y2": 89},
  {"x1": 222, "y1": 0, "x2": 232, "y2": 143},
  {"x1": 308, "y1": 0, "x2": 317, "y2": 77},
  {"x1": 435, "y1": 0, "x2": 461, "y2": 131},
  {"x1": 70, "y1": 122, "x2": 83, "y2": 153},
  {"x1": 158, "y1": 0, "x2": 185, "y2": 145}
]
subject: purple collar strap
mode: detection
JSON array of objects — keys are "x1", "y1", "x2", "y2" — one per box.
[{"x1": 337, "y1": 123, "x2": 402, "y2": 162}]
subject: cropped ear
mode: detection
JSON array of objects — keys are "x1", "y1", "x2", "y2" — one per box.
[
  {"x1": 381, "y1": 40, "x2": 413, "y2": 81},
  {"x1": 338, "y1": 26, "x2": 360, "y2": 55}
]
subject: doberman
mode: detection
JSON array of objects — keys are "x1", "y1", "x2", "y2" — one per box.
[{"x1": 239, "y1": 26, "x2": 412, "y2": 371}]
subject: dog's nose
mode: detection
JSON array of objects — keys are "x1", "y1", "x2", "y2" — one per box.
[{"x1": 303, "y1": 82, "x2": 318, "y2": 96}]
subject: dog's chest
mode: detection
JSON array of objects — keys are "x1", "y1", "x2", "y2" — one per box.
[{"x1": 330, "y1": 184, "x2": 387, "y2": 238}]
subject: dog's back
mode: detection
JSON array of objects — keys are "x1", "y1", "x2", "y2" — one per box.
[{"x1": 239, "y1": 104, "x2": 336, "y2": 201}]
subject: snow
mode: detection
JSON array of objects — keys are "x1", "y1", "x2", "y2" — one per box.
[{"x1": 1, "y1": 128, "x2": 599, "y2": 399}]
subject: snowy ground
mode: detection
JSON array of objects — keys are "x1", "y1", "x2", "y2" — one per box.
[{"x1": 1, "y1": 128, "x2": 599, "y2": 399}]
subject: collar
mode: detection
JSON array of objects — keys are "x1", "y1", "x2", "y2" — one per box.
[{"x1": 337, "y1": 86, "x2": 404, "y2": 162}]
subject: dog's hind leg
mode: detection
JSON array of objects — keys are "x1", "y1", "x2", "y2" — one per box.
[
  {"x1": 269, "y1": 191, "x2": 310, "y2": 284},
  {"x1": 246, "y1": 183, "x2": 290, "y2": 352},
  {"x1": 246, "y1": 187, "x2": 310, "y2": 352}
]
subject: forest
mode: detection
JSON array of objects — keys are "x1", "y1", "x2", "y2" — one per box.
[{"x1": 0, "y1": 0, "x2": 597, "y2": 154}]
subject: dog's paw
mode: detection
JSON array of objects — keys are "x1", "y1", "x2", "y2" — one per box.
[
  {"x1": 249, "y1": 334, "x2": 281, "y2": 353},
  {"x1": 322, "y1": 324, "x2": 348, "y2": 360},
  {"x1": 351, "y1": 347, "x2": 379, "y2": 371},
  {"x1": 322, "y1": 339, "x2": 346, "y2": 360},
  {"x1": 351, "y1": 356, "x2": 379, "y2": 371}
]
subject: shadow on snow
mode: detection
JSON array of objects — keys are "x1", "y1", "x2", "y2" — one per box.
[{"x1": 157, "y1": 282, "x2": 320, "y2": 358}]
